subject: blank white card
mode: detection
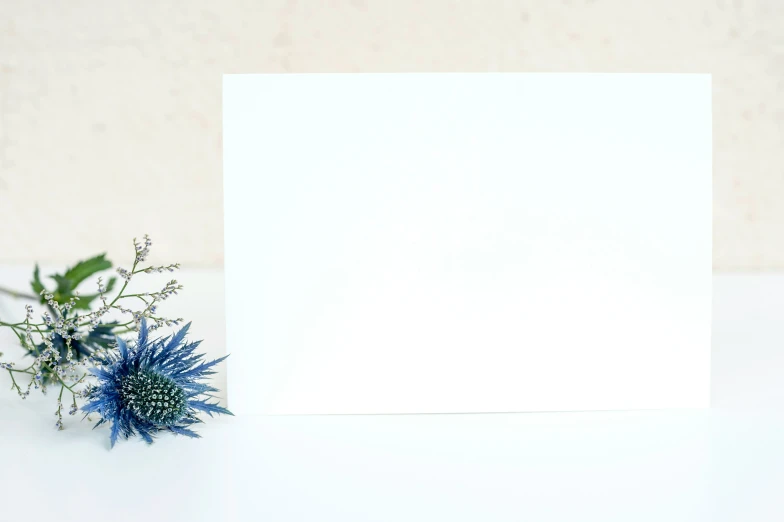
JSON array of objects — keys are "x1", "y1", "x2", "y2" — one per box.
[{"x1": 224, "y1": 74, "x2": 711, "y2": 415}]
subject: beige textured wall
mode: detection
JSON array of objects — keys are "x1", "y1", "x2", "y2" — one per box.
[{"x1": 0, "y1": 0, "x2": 782, "y2": 270}]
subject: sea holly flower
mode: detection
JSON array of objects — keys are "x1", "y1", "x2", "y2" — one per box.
[{"x1": 82, "y1": 319, "x2": 231, "y2": 447}]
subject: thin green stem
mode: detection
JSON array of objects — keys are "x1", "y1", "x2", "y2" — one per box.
[
  {"x1": 0, "y1": 285, "x2": 37, "y2": 301},
  {"x1": 8, "y1": 364, "x2": 36, "y2": 373},
  {"x1": 42, "y1": 362, "x2": 79, "y2": 393},
  {"x1": 108, "y1": 258, "x2": 138, "y2": 308},
  {"x1": 116, "y1": 293, "x2": 147, "y2": 299},
  {"x1": 0, "y1": 320, "x2": 45, "y2": 329},
  {"x1": 0, "y1": 322, "x2": 27, "y2": 333},
  {"x1": 117, "y1": 295, "x2": 149, "y2": 305},
  {"x1": 8, "y1": 370, "x2": 21, "y2": 393}
]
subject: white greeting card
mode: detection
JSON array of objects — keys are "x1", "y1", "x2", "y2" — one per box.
[{"x1": 223, "y1": 73, "x2": 711, "y2": 415}]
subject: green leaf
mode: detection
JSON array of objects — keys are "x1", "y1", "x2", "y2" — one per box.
[
  {"x1": 51, "y1": 274, "x2": 73, "y2": 297},
  {"x1": 30, "y1": 264, "x2": 45, "y2": 296},
  {"x1": 61, "y1": 254, "x2": 112, "y2": 289},
  {"x1": 29, "y1": 254, "x2": 114, "y2": 308}
]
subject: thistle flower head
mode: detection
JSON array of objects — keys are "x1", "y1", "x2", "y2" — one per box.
[{"x1": 82, "y1": 319, "x2": 231, "y2": 447}]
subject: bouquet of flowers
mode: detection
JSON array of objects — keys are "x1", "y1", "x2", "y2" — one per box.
[{"x1": 0, "y1": 235, "x2": 231, "y2": 447}]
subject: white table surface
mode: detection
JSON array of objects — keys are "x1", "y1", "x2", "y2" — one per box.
[{"x1": 1, "y1": 271, "x2": 783, "y2": 522}]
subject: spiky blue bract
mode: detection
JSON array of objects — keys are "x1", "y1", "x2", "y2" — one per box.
[{"x1": 82, "y1": 319, "x2": 232, "y2": 447}]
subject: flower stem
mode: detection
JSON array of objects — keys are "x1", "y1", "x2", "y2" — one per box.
[
  {"x1": 0, "y1": 285, "x2": 37, "y2": 301},
  {"x1": 107, "y1": 259, "x2": 138, "y2": 308},
  {"x1": 7, "y1": 370, "x2": 21, "y2": 394}
]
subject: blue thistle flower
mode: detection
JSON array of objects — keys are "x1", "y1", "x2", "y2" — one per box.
[{"x1": 82, "y1": 319, "x2": 232, "y2": 447}]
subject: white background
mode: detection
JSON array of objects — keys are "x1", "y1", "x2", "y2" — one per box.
[
  {"x1": 224, "y1": 73, "x2": 712, "y2": 415},
  {"x1": 1, "y1": 1, "x2": 783, "y2": 272},
  {"x1": 1, "y1": 273, "x2": 783, "y2": 522}
]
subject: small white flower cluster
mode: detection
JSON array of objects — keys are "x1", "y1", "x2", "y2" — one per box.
[
  {"x1": 38, "y1": 290, "x2": 83, "y2": 344},
  {"x1": 134, "y1": 234, "x2": 152, "y2": 264},
  {"x1": 0, "y1": 234, "x2": 187, "y2": 430},
  {"x1": 150, "y1": 279, "x2": 183, "y2": 302},
  {"x1": 54, "y1": 394, "x2": 81, "y2": 430},
  {"x1": 148, "y1": 317, "x2": 185, "y2": 331},
  {"x1": 141, "y1": 263, "x2": 180, "y2": 274}
]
